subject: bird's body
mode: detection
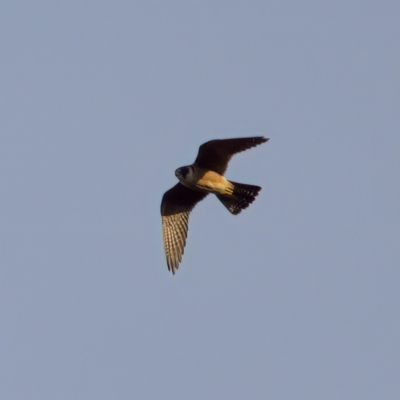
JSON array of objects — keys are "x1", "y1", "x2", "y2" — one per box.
[
  {"x1": 161, "y1": 136, "x2": 269, "y2": 274},
  {"x1": 177, "y1": 166, "x2": 233, "y2": 195}
]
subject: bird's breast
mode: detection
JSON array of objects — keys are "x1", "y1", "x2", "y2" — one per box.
[{"x1": 181, "y1": 170, "x2": 233, "y2": 195}]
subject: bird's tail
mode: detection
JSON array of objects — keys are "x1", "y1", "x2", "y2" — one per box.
[{"x1": 216, "y1": 181, "x2": 261, "y2": 215}]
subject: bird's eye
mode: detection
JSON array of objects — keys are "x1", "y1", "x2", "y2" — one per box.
[{"x1": 181, "y1": 167, "x2": 188, "y2": 177}]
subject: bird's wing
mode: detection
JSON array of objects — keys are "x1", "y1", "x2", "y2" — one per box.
[
  {"x1": 194, "y1": 136, "x2": 269, "y2": 175},
  {"x1": 161, "y1": 183, "x2": 208, "y2": 274}
]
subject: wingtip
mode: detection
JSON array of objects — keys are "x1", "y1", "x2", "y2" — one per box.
[
  {"x1": 253, "y1": 136, "x2": 269, "y2": 143},
  {"x1": 168, "y1": 263, "x2": 178, "y2": 275}
]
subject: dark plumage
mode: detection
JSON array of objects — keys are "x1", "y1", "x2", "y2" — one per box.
[{"x1": 161, "y1": 136, "x2": 269, "y2": 274}]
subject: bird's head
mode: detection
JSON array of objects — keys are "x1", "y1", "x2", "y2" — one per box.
[{"x1": 175, "y1": 166, "x2": 190, "y2": 180}]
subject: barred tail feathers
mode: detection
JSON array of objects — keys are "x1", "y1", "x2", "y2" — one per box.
[{"x1": 216, "y1": 181, "x2": 261, "y2": 215}]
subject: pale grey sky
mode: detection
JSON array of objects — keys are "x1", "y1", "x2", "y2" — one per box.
[{"x1": 1, "y1": 2, "x2": 399, "y2": 399}]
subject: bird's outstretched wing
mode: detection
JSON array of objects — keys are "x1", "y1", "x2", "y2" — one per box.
[
  {"x1": 161, "y1": 183, "x2": 208, "y2": 274},
  {"x1": 194, "y1": 136, "x2": 269, "y2": 175}
]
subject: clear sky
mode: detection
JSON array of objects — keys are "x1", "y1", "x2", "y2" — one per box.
[{"x1": 1, "y1": 2, "x2": 399, "y2": 399}]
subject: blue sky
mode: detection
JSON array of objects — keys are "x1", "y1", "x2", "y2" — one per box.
[{"x1": 1, "y1": 2, "x2": 399, "y2": 399}]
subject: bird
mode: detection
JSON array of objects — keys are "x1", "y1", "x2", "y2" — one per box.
[{"x1": 161, "y1": 136, "x2": 269, "y2": 274}]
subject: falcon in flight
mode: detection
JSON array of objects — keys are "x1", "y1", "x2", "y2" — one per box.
[{"x1": 161, "y1": 136, "x2": 269, "y2": 274}]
